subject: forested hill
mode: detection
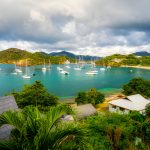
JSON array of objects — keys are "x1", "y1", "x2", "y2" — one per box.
[
  {"x1": 96, "y1": 54, "x2": 150, "y2": 66},
  {"x1": 0, "y1": 48, "x2": 75, "y2": 66}
]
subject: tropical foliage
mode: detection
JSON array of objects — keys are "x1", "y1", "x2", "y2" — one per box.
[
  {"x1": 13, "y1": 81, "x2": 58, "y2": 110},
  {"x1": 122, "y1": 78, "x2": 150, "y2": 98},
  {"x1": 0, "y1": 48, "x2": 75, "y2": 65},
  {"x1": 145, "y1": 103, "x2": 150, "y2": 118},
  {"x1": 83, "y1": 112, "x2": 150, "y2": 150},
  {"x1": 96, "y1": 54, "x2": 150, "y2": 66},
  {"x1": 0, "y1": 105, "x2": 85, "y2": 150},
  {"x1": 75, "y1": 88, "x2": 105, "y2": 105}
]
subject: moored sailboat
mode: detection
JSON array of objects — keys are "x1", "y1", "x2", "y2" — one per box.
[{"x1": 22, "y1": 59, "x2": 31, "y2": 79}]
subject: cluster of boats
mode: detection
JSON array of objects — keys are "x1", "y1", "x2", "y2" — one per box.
[
  {"x1": 0, "y1": 59, "x2": 112, "y2": 79},
  {"x1": 57, "y1": 66, "x2": 69, "y2": 75},
  {"x1": 56, "y1": 63, "x2": 111, "y2": 76}
]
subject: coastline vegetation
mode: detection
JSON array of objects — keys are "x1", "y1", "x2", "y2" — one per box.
[
  {"x1": 0, "y1": 48, "x2": 150, "y2": 68},
  {"x1": 122, "y1": 78, "x2": 150, "y2": 98},
  {"x1": 75, "y1": 88, "x2": 105, "y2": 105},
  {"x1": 12, "y1": 81, "x2": 59, "y2": 111},
  {"x1": 0, "y1": 48, "x2": 75, "y2": 66},
  {"x1": 0, "y1": 78, "x2": 150, "y2": 149},
  {"x1": 96, "y1": 54, "x2": 150, "y2": 67}
]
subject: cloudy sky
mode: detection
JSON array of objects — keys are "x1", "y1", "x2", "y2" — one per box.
[{"x1": 0, "y1": 0, "x2": 150, "y2": 56}]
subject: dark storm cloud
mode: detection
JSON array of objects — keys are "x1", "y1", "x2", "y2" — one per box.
[{"x1": 0, "y1": 0, "x2": 150, "y2": 56}]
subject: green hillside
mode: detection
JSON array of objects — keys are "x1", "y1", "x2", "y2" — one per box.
[
  {"x1": 0, "y1": 48, "x2": 75, "y2": 65},
  {"x1": 96, "y1": 54, "x2": 150, "y2": 66}
]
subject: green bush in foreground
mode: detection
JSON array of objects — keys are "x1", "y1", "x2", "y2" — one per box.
[
  {"x1": 84, "y1": 112, "x2": 150, "y2": 150},
  {"x1": 75, "y1": 88, "x2": 105, "y2": 105},
  {"x1": 0, "y1": 105, "x2": 85, "y2": 150},
  {"x1": 13, "y1": 81, "x2": 58, "y2": 110}
]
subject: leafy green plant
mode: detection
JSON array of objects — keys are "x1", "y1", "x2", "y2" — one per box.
[
  {"x1": 75, "y1": 88, "x2": 105, "y2": 105},
  {"x1": 0, "y1": 104, "x2": 85, "y2": 150},
  {"x1": 13, "y1": 81, "x2": 59, "y2": 110}
]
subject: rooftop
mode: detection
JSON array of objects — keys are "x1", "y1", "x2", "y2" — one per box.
[
  {"x1": 109, "y1": 94, "x2": 150, "y2": 111},
  {"x1": 76, "y1": 104, "x2": 96, "y2": 118},
  {"x1": 0, "y1": 95, "x2": 18, "y2": 139}
]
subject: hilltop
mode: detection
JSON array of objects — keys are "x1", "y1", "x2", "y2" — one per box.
[
  {"x1": 0, "y1": 48, "x2": 75, "y2": 66},
  {"x1": 48, "y1": 50, "x2": 101, "y2": 60},
  {"x1": 96, "y1": 54, "x2": 150, "y2": 67},
  {"x1": 133, "y1": 51, "x2": 150, "y2": 56}
]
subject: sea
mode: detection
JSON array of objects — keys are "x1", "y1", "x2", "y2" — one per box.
[{"x1": 0, "y1": 64, "x2": 150, "y2": 99}]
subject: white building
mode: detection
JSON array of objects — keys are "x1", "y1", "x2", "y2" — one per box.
[{"x1": 109, "y1": 94, "x2": 150, "y2": 114}]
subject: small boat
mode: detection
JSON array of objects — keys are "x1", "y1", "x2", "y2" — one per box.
[
  {"x1": 22, "y1": 59, "x2": 31, "y2": 79},
  {"x1": 91, "y1": 70, "x2": 98, "y2": 73},
  {"x1": 74, "y1": 67, "x2": 81, "y2": 70},
  {"x1": 57, "y1": 67, "x2": 63, "y2": 71},
  {"x1": 47, "y1": 59, "x2": 51, "y2": 70},
  {"x1": 42, "y1": 60, "x2": 47, "y2": 72},
  {"x1": 100, "y1": 68, "x2": 106, "y2": 71},
  {"x1": 86, "y1": 71, "x2": 97, "y2": 75},
  {"x1": 15, "y1": 68, "x2": 22, "y2": 73},
  {"x1": 22, "y1": 74, "x2": 31, "y2": 79},
  {"x1": 60, "y1": 70, "x2": 69, "y2": 75},
  {"x1": 11, "y1": 72, "x2": 17, "y2": 75},
  {"x1": 14, "y1": 64, "x2": 22, "y2": 73},
  {"x1": 66, "y1": 65, "x2": 70, "y2": 69},
  {"x1": 107, "y1": 66, "x2": 111, "y2": 69}
]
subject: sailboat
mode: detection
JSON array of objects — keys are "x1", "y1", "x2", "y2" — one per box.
[
  {"x1": 15, "y1": 63, "x2": 22, "y2": 73},
  {"x1": 47, "y1": 59, "x2": 51, "y2": 70},
  {"x1": 74, "y1": 57, "x2": 81, "y2": 70},
  {"x1": 22, "y1": 59, "x2": 31, "y2": 79},
  {"x1": 60, "y1": 70, "x2": 69, "y2": 75},
  {"x1": 42, "y1": 60, "x2": 47, "y2": 72},
  {"x1": 57, "y1": 61, "x2": 63, "y2": 71},
  {"x1": 86, "y1": 57, "x2": 98, "y2": 75}
]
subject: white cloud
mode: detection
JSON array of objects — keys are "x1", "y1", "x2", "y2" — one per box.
[{"x1": 0, "y1": 0, "x2": 150, "y2": 56}]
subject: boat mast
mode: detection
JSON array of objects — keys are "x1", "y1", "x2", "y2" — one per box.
[{"x1": 25, "y1": 59, "x2": 28, "y2": 75}]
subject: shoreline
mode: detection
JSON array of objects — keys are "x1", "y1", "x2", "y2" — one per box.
[
  {"x1": 121, "y1": 65, "x2": 150, "y2": 70},
  {"x1": 60, "y1": 89, "x2": 123, "y2": 104}
]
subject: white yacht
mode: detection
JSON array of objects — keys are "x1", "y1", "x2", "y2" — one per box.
[
  {"x1": 47, "y1": 59, "x2": 51, "y2": 70},
  {"x1": 42, "y1": 60, "x2": 47, "y2": 72},
  {"x1": 100, "y1": 67, "x2": 106, "y2": 71},
  {"x1": 22, "y1": 60, "x2": 31, "y2": 79},
  {"x1": 91, "y1": 70, "x2": 98, "y2": 73},
  {"x1": 57, "y1": 67, "x2": 64, "y2": 71},
  {"x1": 74, "y1": 67, "x2": 81, "y2": 70},
  {"x1": 86, "y1": 71, "x2": 97, "y2": 75},
  {"x1": 60, "y1": 70, "x2": 69, "y2": 75},
  {"x1": 107, "y1": 66, "x2": 111, "y2": 69},
  {"x1": 66, "y1": 65, "x2": 70, "y2": 69},
  {"x1": 14, "y1": 64, "x2": 22, "y2": 73}
]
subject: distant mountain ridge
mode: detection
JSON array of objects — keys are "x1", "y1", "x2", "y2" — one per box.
[
  {"x1": 48, "y1": 51, "x2": 101, "y2": 60},
  {"x1": 133, "y1": 51, "x2": 150, "y2": 56},
  {"x1": 0, "y1": 48, "x2": 75, "y2": 65}
]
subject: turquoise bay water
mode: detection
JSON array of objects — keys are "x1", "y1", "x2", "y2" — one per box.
[{"x1": 0, "y1": 64, "x2": 150, "y2": 98}]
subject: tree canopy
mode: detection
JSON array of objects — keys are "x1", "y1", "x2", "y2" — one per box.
[
  {"x1": 122, "y1": 78, "x2": 150, "y2": 98},
  {"x1": 95, "y1": 54, "x2": 150, "y2": 67},
  {"x1": 13, "y1": 81, "x2": 59, "y2": 110},
  {"x1": 75, "y1": 88, "x2": 105, "y2": 105}
]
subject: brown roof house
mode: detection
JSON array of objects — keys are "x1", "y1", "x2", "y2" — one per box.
[
  {"x1": 0, "y1": 95, "x2": 18, "y2": 139},
  {"x1": 76, "y1": 104, "x2": 96, "y2": 119}
]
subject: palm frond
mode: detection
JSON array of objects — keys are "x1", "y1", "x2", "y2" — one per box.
[{"x1": 0, "y1": 110, "x2": 25, "y2": 132}]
